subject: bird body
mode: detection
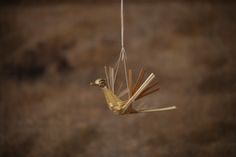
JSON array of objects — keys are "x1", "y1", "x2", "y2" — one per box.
[
  {"x1": 91, "y1": 72, "x2": 176, "y2": 115},
  {"x1": 102, "y1": 87, "x2": 126, "y2": 114}
]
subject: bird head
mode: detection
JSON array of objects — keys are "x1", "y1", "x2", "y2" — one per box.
[{"x1": 90, "y1": 78, "x2": 106, "y2": 88}]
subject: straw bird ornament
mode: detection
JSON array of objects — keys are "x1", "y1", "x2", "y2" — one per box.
[{"x1": 90, "y1": 0, "x2": 176, "y2": 115}]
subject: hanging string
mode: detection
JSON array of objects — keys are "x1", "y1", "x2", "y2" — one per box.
[
  {"x1": 121, "y1": 0, "x2": 130, "y2": 97},
  {"x1": 112, "y1": 0, "x2": 130, "y2": 97},
  {"x1": 121, "y1": 0, "x2": 124, "y2": 49}
]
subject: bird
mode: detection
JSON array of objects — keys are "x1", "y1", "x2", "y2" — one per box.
[
  {"x1": 90, "y1": 69, "x2": 176, "y2": 115},
  {"x1": 90, "y1": 0, "x2": 176, "y2": 115}
]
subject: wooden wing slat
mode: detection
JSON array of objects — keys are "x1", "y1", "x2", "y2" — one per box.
[
  {"x1": 135, "y1": 81, "x2": 159, "y2": 100},
  {"x1": 135, "y1": 87, "x2": 160, "y2": 100},
  {"x1": 132, "y1": 68, "x2": 145, "y2": 95},
  {"x1": 128, "y1": 69, "x2": 133, "y2": 96}
]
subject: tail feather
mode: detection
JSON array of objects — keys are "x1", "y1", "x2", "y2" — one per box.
[{"x1": 138, "y1": 106, "x2": 176, "y2": 113}]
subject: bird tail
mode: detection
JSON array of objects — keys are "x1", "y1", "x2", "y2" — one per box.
[{"x1": 137, "y1": 106, "x2": 176, "y2": 113}]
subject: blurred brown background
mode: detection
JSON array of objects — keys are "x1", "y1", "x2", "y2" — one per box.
[{"x1": 0, "y1": 0, "x2": 236, "y2": 157}]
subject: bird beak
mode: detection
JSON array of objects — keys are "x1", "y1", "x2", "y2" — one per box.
[{"x1": 90, "y1": 82, "x2": 97, "y2": 86}]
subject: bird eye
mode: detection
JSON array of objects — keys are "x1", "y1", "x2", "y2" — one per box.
[{"x1": 98, "y1": 79, "x2": 105, "y2": 86}]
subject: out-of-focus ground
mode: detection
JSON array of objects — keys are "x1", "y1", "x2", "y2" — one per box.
[{"x1": 0, "y1": 1, "x2": 236, "y2": 157}]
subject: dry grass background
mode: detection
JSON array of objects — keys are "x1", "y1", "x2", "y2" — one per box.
[{"x1": 0, "y1": 1, "x2": 236, "y2": 157}]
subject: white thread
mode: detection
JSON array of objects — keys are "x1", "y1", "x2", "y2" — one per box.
[
  {"x1": 121, "y1": 0, "x2": 124, "y2": 49},
  {"x1": 120, "y1": 0, "x2": 130, "y2": 97}
]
